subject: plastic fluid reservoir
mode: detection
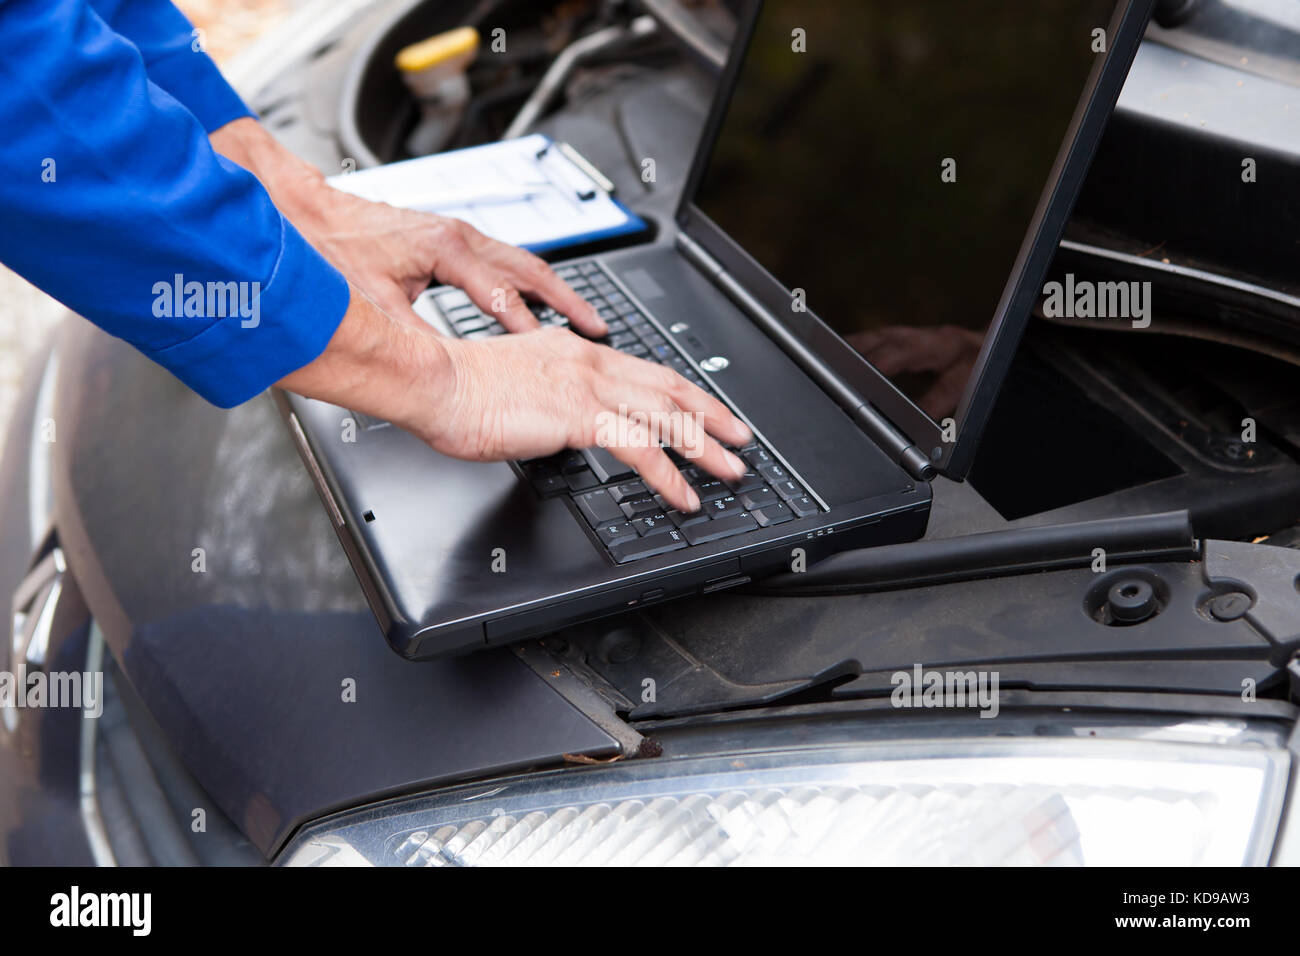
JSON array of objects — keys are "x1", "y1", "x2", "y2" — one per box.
[{"x1": 396, "y1": 27, "x2": 479, "y2": 156}]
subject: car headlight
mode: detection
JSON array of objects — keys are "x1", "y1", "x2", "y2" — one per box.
[{"x1": 281, "y1": 724, "x2": 1290, "y2": 866}]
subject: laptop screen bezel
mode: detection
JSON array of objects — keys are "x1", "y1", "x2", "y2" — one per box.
[{"x1": 674, "y1": 0, "x2": 1155, "y2": 480}]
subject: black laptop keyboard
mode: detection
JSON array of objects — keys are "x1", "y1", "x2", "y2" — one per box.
[{"x1": 426, "y1": 260, "x2": 822, "y2": 563}]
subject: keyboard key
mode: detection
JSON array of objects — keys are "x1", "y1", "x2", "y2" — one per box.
[
  {"x1": 633, "y1": 512, "x2": 672, "y2": 536},
  {"x1": 595, "y1": 521, "x2": 638, "y2": 546},
  {"x1": 582, "y1": 445, "x2": 635, "y2": 484},
  {"x1": 667, "y1": 509, "x2": 710, "y2": 528},
  {"x1": 446, "y1": 303, "x2": 482, "y2": 320},
  {"x1": 558, "y1": 451, "x2": 588, "y2": 474},
  {"x1": 609, "y1": 480, "x2": 648, "y2": 503},
  {"x1": 620, "y1": 496, "x2": 659, "y2": 518},
  {"x1": 753, "y1": 502, "x2": 794, "y2": 526},
  {"x1": 520, "y1": 455, "x2": 557, "y2": 474},
  {"x1": 607, "y1": 332, "x2": 639, "y2": 349},
  {"x1": 574, "y1": 489, "x2": 623, "y2": 527},
  {"x1": 609, "y1": 530, "x2": 687, "y2": 564},
  {"x1": 434, "y1": 289, "x2": 472, "y2": 311},
  {"x1": 786, "y1": 494, "x2": 819, "y2": 518},
  {"x1": 453, "y1": 315, "x2": 491, "y2": 334},
  {"x1": 740, "y1": 486, "x2": 779, "y2": 509},
  {"x1": 564, "y1": 469, "x2": 599, "y2": 492},
  {"x1": 726, "y1": 470, "x2": 765, "y2": 493},
  {"x1": 772, "y1": 478, "x2": 804, "y2": 500},
  {"x1": 693, "y1": 480, "x2": 729, "y2": 502},
  {"x1": 530, "y1": 473, "x2": 568, "y2": 496},
  {"x1": 683, "y1": 511, "x2": 759, "y2": 545},
  {"x1": 705, "y1": 494, "x2": 744, "y2": 516},
  {"x1": 759, "y1": 462, "x2": 791, "y2": 483}
]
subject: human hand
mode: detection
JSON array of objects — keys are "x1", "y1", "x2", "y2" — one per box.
[
  {"x1": 291, "y1": 184, "x2": 609, "y2": 337},
  {"x1": 280, "y1": 289, "x2": 753, "y2": 512},
  {"x1": 210, "y1": 117, "x2": 605, "y2": 336},
  {"x1": 410, "y1": 327, "x2": 754, "y2": 513}
]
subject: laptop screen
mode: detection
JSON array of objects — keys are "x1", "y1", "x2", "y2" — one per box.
[{"x1": 691, "y1": 0, "x2": 1125, "y2": 424}]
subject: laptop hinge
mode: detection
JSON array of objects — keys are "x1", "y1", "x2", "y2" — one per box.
[{"x1": 676, "y1": 232, "x2": 935, "y2": 482}]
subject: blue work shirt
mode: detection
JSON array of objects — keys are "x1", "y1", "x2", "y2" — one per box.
[{"x1": 0, "y1": 0, "x2": 350, "y2": 407}]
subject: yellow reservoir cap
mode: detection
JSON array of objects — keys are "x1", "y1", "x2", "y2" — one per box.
[{"x1": 395, "y1": 26, "x2": 480, "y2": 73}]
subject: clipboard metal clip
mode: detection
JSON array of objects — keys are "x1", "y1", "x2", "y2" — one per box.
[{"x1": 534, "y1": 140, "x2": 616, "y2": 202}]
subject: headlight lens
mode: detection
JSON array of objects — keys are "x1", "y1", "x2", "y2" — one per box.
[{"x1": 282, "y1": 733, "x2": 1289, "y2": 866}]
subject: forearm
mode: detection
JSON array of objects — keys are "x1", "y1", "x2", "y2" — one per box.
[{"x1": 0, "y1": 0, "x2": 348, "y2": 408}]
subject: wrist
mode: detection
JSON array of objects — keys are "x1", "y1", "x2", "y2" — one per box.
[
  {"x1": 277, "y1": 286, "x2": 455, "y2": 439},
  {"x1": 386, "y1": 321, "x2": 459, "y2": 446},
  {"x1": 210, "y1": 116, "x2": 329, "y2": 215}
]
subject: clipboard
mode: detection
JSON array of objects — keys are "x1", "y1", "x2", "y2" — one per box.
[{"x1": 326, "y1": 134, "x2": 647, "y2": 254}]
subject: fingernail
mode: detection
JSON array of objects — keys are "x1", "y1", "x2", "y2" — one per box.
[
  {"x1": 686, "y1": 489, "x2": 701, "y2": 513},
  {"x1": 736, "y1": 422, "x2": 754, "y2": 444},
  {"x1": 726, "y1": 451, "x2": 747, "y2": 477}
]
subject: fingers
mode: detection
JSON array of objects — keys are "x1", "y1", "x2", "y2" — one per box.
[
  {"x1": 455, "y1": 268, "x2": 541, "y2": 333},
  {"x1": 425, "y1": 222, "x2": 540, "y2": 332},
  {"x1": 457, "y1": 224, "x2": 606, "y2": 336},
  {"x1": 608, "y1": 441, "x2": 700, "y2": 515},
  {"x1": 599, "y1": 381, "x2": 749, "y2": 488},
  {"x1": 503, "y1": 249, "x2": 607, "y2": 337},
  {"x1": 429, "y1": 324, "x2": 759, "y2": 514},
  {"x1": 682, "y1": 431, "x2": 751, "y2": 486},
  {"x1": 611, "y1": 352, "x2": 753, "y2": 448},
  {"x1": 580, "y1": 352, "x2": 755, "y2": 510}
]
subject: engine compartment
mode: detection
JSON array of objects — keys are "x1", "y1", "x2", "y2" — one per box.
[{"x1": 339, "y1": 0, "x2": 736, "y2": 169}]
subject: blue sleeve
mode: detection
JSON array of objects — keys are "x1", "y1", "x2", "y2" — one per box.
[
  {"x1": 0, "y1": 0, "x2": 351, "y2": 408},
  {"x1": 87, "y1": 0, "x2": 253, "y2": 132}
]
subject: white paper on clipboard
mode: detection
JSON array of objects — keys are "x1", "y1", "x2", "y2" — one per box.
[{"x1": 325, "y1": 133, "x2": 643, "y2": 253}]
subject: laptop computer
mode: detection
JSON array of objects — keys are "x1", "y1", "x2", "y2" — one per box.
[{"x1": 278, "y1": 0, "x2": 1155, "y2": 660}]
